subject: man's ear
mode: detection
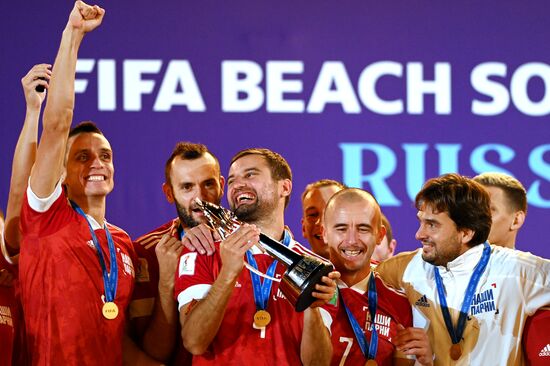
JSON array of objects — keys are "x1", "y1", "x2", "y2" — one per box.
[
  {"x1": 219, "y1": 175, "x2": 226, "y2": 199},
  {"x1": 162, "y1": 182, "x2": 175, "y2": 204},
  {"x1": 511, "y1": 210, "x2": 526, "y2": 231},
  {"x1": 280, "y1": 179, "x2": 292, "y2": 199},
  {"x1": 460, "y1": 228, "x2": 475, "y2": 245},
  {"x1": 376, "y1": 225, "x2": 387, "y2": 246}
]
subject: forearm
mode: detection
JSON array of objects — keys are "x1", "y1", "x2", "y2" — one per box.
[
  {"x1": 5, "y1": 107, "x2": 39, "y2": 251},
  {"x1": 141, "y1": 286, "x2": 179, "y2": 361},
  {"x1": 32, "y1": 27, "x2": 83, "y2": 197},
  {"x1": 300, "y1": 308, "x2": 332, "y2": 366},
  {"x1": 181, "y1": 269, "x2": 237, "y2": 355}
]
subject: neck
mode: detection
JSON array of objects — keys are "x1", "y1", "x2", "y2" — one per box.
[
  {"x1": 71, "y1": 195, "x2": 106, "y2": 226},
  {"x1": 250, "y1": 214, "x2": 285, "y2": 242},
  {"x1": 341, "y1": 266, "x2": 371, "y2": 288}
]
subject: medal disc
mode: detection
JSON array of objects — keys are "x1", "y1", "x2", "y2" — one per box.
[
  {"x1": 365, "y1": 360, "x2": 377, "y2": 366},
  {"x1": 253, "y1": 310, "x2": 271, "y2": 327},
  {"x1": 450, "y1": 343, "x2": 462, "y2": 360},
  {"x1": 102, "y1": 301, "x2": 119, "y2": 320}
]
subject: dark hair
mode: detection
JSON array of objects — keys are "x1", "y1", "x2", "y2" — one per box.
[
  {"x1": 301, "y1": 179, "x2": 346, "y2": 203},
  {"x1": 415, "y1": 173, "x2": 492, "y2": 246},
  {"x1": 381, "y1": 213, "x2": 393, "y2": 243},
  {"x1": 164, "y1": 142, "x2": 220, "y2": 185},
  {"x1": 68, "y1": 121, "x2": 103, "y2": 138},
  {"x1": 473, "y1": 172, "x2": 527, "y2": 214},
  {"x1": 230, "y1": 148, "x2": 292, "y2": 207}
]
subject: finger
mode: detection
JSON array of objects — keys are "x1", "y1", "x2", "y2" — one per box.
[{"x1": 328, "y1": 271, "x2": 341, "y2": 280}]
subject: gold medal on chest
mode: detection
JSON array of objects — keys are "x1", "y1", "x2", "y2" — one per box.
[
  {"x1": 365, "y1": 360, "x2": 377, "y2": 366},
  {"x1": 253, "y1": 310, "x2": 271, "y2": 327},
  {"x1": 102, "y1": 301, "x2": 119, "y2": 320}
]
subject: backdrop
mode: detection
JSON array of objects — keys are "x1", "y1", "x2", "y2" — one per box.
[{"x1": 1, "y1": 1, "x2": 549, "y2": 258}]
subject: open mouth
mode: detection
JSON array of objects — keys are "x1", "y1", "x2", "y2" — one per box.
[
  {"x1": 86, "y1": 175, "x2": 106, "y2": 182},
  {"x1": 235, "y1": 192, "x2": 255, "y2": 205},
  {"x1": 340, "y1": 248, "x2": 364, "y2": 258}
]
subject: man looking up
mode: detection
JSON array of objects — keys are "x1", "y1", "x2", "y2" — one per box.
[
  {"x1": 18, "y1": 3, "x2": 137, "y2": 364},
  {"x1": 473, "y1": 172, "x2": 527, "y2": 249},
  {"x1": 301, "y1": 179, "x2": 345, "y2": 259},
  {"x1": 376, "y1": 173, "x2": 549, "y2": 365},
  {"x1": 322, "y1": 188, "x2": 433, "y2": 366},
  {"x1": 131, "y1": 142, "x2": 224, "y2": 364},
  {"x1": 175, "y1": 148, "x2": 339, "y2": 365}
]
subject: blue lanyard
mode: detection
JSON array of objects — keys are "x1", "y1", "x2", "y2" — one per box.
[
  {"x1": 179, "y1": 227, "x2": 186, "y2": 241},
  {"x1": 246, "y1": 230, "x2": 291, "y2": 310},
  {"x1": 340, "y1": 273, "x2": 379, "y2": 361},
  {"x1": 434, "y1": 242, "x2": 491, "y2": 344},
  {"x1": 71, "y1": 201, "x2": 118, "y2": 303}
]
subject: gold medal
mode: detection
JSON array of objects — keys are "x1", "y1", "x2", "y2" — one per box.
[
  {"x1": 450, "y1": 343, "x2": 462, "y2": 360},
  {"x1": 365, "y1": 360, "x2": 377, "y2": 366},
  {"x1": 102, "y1": 301, "x2": 119, "y2": 320},
  {"x1": 253, "y1": 310, "x2": 271, "y2": 327}
]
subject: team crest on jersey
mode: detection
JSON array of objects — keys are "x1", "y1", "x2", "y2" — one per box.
[
  {"x1": 179, "y1": 252, "x2": 197, "y2": 276},
  {"x1": 86, "y1": 240, "x2": 95, "y2": 249},
  {"x1": 135, "y1": 258, "x2": 150, "y2": 283},
  {"x1": 470, "y1": 288, "x2": 496, "y2": 315}
]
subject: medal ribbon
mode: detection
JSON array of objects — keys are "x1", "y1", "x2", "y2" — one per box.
[
  {"x1": 340, "y1": 272, "x2": 379, "y2": 361},
  {"x1": 71, "y1": 201, "x2": 118, "y2": 303},
  {"x1": 246, "y1": 230, "x2": 291, "y2": 310},
  {"x1": 434, "y1": 242, "x2": 491, "y2": 345}
]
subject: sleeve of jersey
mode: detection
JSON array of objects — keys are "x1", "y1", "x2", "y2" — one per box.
[
  {"x1": 20, "y1": 182, "x2": 72, "y2": 239},
  {"x1": 174, "y1": 249, "x2": 216, "y2": 311},
  {"x1": 519, "y1": 253, "x2": 550, "y2": 314}
]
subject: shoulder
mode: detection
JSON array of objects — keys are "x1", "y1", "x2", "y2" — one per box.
[
  {"x1": 134, "y1": 218, "x2": 179, "y2": 250},
  {"x1": 375, "y1": 249, "x2": 420, "y2": 275},
  {"x1": 489, "y1": 245, "x2": 550, "y2": 271}
]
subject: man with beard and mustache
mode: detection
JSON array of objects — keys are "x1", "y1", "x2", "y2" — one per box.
[
  {"x1": 375, "y1": 173, "x2": 550, "y2": 365},
  {"x1": 175, "y1": 148, "x2": 339, "y2": 365},
  {"x1": 131, "y1": 142, "x2": 224, "y2": 365}
]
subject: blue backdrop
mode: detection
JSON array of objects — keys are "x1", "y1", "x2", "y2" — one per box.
[{"x1": 1, "y1": 1, "x2": 549, "y2": 257}]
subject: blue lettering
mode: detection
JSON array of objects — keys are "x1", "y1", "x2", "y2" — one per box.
[
  {"x1": 340, "y1": 143, "x2": 400, "y2": 206},
  {"x1": 470, "y1": 143, "x2": 515, "y2": 174},
  {"x1": 528, "y1": 144, "x2": 550, "y2": 208}
]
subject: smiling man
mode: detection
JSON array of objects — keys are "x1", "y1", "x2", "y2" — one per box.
[
  {"x1": 375, "y1": 173, "x2": 550, "y2": 365},
  {"x1": 175, "y1": 148, "x2": 338, "y2": 365},
  {"x1": 130, "y1": 142, "x2": 224, "y2": 364},
  {"x1": 301, "y1": 179, "x2": 345, "y2": 259},
  {"x1": 18, "y1": 2, "x2": 137, "y2": 365},
  {"x1": 321, "y1": 188, "x2": 432, "y2": 366}
]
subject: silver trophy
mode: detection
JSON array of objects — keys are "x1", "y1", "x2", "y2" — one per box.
[{"x1": 196, "y1": 199, "x2": 334, "y2": 312}]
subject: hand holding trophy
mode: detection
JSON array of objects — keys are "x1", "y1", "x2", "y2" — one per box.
[{"x1": 195, "y1": 198, "x2": 334, "y2": 312}]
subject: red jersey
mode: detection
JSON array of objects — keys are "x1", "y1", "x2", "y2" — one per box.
[
  {"x1": 175, "y1": 239, "x2": 326, "y2": 365},
  {"x1": 523, "y1": 308, "x2": 550, "y2": 366},
  {"x1": 0, "y1": 254, "x2": 23, "y2": 366},
  {"x1": 325, "y1": 272, "x2": 413, "y2": 366},
  {"x1": 19, "y1": 187, "x2": 136, "y2": 365},
  {"x1": 132, "y1": 218, "x2": 191, "y2": 366}
]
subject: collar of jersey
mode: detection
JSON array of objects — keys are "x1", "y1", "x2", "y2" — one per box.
[
  {"x1": 336, "y1": 271, "x2": 373, "y2": 295},
  {"x1": 437, "y1": 243, "x2": 485, "y2": 274}
]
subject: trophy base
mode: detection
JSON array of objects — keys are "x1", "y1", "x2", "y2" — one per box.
[{"x1": 279, "y1": 256, "x2": 334, "y2": 312}]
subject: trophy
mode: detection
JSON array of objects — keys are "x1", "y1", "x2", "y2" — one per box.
[{"x1": 195, "y1": 199, "x2": 334, "y2": 312}]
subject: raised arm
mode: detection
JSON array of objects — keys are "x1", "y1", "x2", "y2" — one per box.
[
  {"x1": 180, "y1": 225, "x2": 258, "y2": 355},
  {"x1": 4, "y1": 64, "x2": 50, "y2": 255},
  {"x1": 30, "y1": 1, "x2": 104, "y2": 198}
]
